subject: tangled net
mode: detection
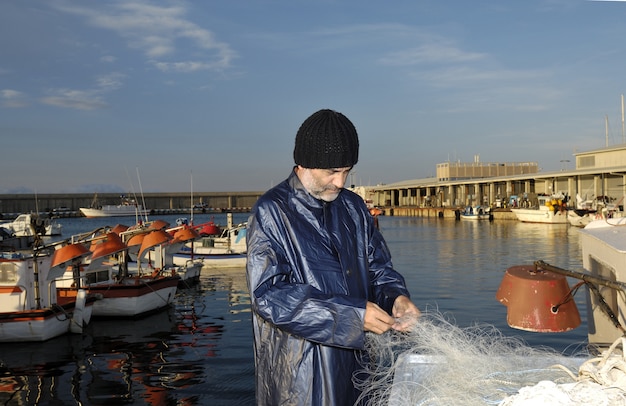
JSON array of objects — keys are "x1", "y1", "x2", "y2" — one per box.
[{"x1": 354, "y1": 310, "x2": 626, "y2": 405}]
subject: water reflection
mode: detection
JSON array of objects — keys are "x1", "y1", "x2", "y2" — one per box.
[{"x1": 0, "y1": 266, "x2": 255, "y2": 405}]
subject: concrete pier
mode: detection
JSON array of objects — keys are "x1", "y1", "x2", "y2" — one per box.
[
  {"x1": 0, "y1": 191, "x2": 263, "y2": 219},
  {"x1": 381, "y1": 207, "x2": 518, "y2": 220}
]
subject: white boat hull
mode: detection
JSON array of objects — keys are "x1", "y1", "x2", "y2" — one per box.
[
  {"x1": 79, "y1": 206, "x2": 150, "y2": 218},
  {"x1": 172, "y1": 253, "x2": 246, "y2": 268},
  {"x1": 460, "y1": 213, "x2": 490, "y2": 220},
  {"x1": 61, "y1": 276, "x2": 179, "y2": 318},
  {"x1": 511, "y1": 207, "x2": 568, "y2": 224},
  {"x1": 0, "y1": 308, "x2": 71, "y2": 342},
  {"x1": 0, "y1": 249, "x2": 92, "y2": 342}
]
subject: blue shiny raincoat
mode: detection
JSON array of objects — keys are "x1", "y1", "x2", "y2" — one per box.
[{"x1": 246, "y1": 170, "x2": 411, "y2": 406}]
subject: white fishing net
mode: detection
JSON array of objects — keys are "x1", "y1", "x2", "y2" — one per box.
[{"x1": 355, "y1": 310, "x2": 626, "y2": 405}]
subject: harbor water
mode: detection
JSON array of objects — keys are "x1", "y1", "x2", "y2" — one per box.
[{"x1": 0, "y1": 214, "x2": 589, "y2": 405}]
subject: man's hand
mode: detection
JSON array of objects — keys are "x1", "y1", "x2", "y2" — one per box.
[
  {"x1": 363, "y1": 301, "x2": 395, "y2": 334},
  {"x1": 391, "y1": 295, "x2": 421, "y2": 331}
]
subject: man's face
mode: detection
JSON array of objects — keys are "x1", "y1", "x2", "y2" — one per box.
[{"x1": 297, "y1": 166, "x2": 352, "y2": 202}]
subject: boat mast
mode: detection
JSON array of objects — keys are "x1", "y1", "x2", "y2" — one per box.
[
  {"x1": 136, "y1": 167, "x2": 149, "y2": 223},
  {"x1": 190, "y1": 170, "x2": 194, "y2": 225},
  {"x1": 622, "y1": 94, "x2": 624, "y2": 144}
]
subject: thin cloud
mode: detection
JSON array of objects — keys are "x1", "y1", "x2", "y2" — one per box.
[
  {"x1": 101, "y1": 55, "x2": 117, "y2": 63},
  {"x1": 40, "y1": 88, "x2": 107, "y2": 110},
  {"x1": 95, "y1": 72, "x2": 126, "y2": 91},
  {"x1": 152, "y1": 60, "x2": 223, "y2": 73},
  {"x1": 1, "y1": 89, "x2": 28, "y2": 108},
  {"x1": 52, "y1": 0, "x2": 236, "y2": 72},
  {"x1": 39, "y1": 72, "x2": 126, "y2": 110},
  {"x1": 380, "y1": 43, "x2": 487, "y2": 66}
]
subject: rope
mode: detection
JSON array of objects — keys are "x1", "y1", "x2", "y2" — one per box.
[
  {"x1": 500, "y1": 336, "x2": 626, "y2": 405},
  {"x1": 578, "y1": 337, "x2": 626, "y2": 388}
]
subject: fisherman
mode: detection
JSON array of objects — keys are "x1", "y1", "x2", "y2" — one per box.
[{"x1": 246, "y1": 108, "x2": 421, "y2": 405}]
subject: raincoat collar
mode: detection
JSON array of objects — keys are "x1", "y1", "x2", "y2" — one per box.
[{"x1": 288, "y1": 167, "x2": 338, "y2": 209}]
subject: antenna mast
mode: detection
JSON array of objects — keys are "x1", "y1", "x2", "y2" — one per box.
[
  {"x1": 622, "y1": 93, "x2": 626, "y2": 144},
  {"x1": 606, "y1": 115, "x2": 609, "y2": 147}
]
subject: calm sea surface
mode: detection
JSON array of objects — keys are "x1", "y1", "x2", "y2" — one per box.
[{"x1": 0, "y1": 214, "x2": 589, "y2": 405}]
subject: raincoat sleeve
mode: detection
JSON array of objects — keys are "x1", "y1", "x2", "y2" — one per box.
[
  {"x1": 367, "y1": 222, "x2": 411, "y2": 314},
  {"x1": 247, "y1": 199, "x2": 368, "y2": 350}
]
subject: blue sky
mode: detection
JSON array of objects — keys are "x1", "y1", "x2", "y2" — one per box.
[{"x1": 2, "y1": 0, "x2": 626, "y2": 194}]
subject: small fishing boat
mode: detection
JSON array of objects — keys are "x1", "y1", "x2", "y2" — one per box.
[
  {"x1": 96, "y1": 219, "x2": 203, "y2": 286},
  {"x1": 567, "y1": 195, "x2": 622, "y2": 227},
  {"x1": 0, "y1": 213, "x2": 62, "y2": 236},
  {"x1": 460, "y1": 205, "x2": 491, "y2": 220},
  {"x1": 173, "y1": 251, "x2": 247, "y2": 269},
  {"x1": 0, "y1": 236, "x2": 93, "y2": 342},
  {"x1": 510, "y1": 194, "x2": 568, "y2": 224},
  {"x1": 55, "y1": 230, "x2": 180, "y2": 318},
  {"x1": 137, "y1": 226, "x2": 204, "y2": 287},
  {"x1": 173, "y1": 213, "x2": 247, "y2": 268},
  {"x1": 175, "y1": 217, "x2": 222, "y2": 236}
]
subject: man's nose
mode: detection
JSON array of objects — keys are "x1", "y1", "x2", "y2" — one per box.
[{"x1": 331, "y1": 173, "x2": 348, "y2": 188}]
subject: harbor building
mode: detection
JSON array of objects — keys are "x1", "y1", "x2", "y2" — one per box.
[
  {"x1": 364, "y1": 145, "x2": 626, "y2": 216},
  {"x1": 436, "y1": 156, "x2": 538, "y2": 181}
]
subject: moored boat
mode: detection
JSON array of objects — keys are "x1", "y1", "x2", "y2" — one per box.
[
  {"x1": 55, "y1": 230, "x2": 179, "y2": 318},
  {"x1": 0, "y1": 236, "x2": 93, "y2": 342},
  {"x1": 173, "y1": 213, "x2": 247, "y2": 268},
  {"x1": 172, "y1": 251, "x2": 247, "y2": 269},
  {"x1": 0, "y1": 213, "x2": 62, "y2": 237},
  {"x1": 567, "y1": 195, "x2": 623, "y2": 227},
  {"x1": 136, "y1": 226, "x2": 204, "y2": 287},
  {"x1": 567, "y1": 208, "x2": 600, "y2": 227},
  {"x1": 510, "y1": 194, "x2": 568, "y2": 224},
  {"x1": 79, "y1": 194, "x2": 150, "y2": 218},
  {"x1": 460, "y1": 205, "x2": 491, "y2": 220}
]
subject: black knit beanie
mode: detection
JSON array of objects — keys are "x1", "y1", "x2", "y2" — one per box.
[{"x1": 293, "y1": 109, "x2": 359, "y2": 169}]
